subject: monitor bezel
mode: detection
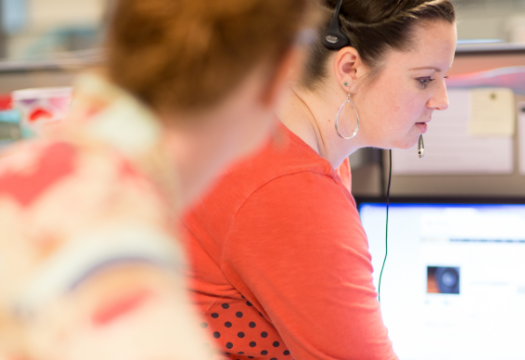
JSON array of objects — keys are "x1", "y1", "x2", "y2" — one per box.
[{"x1": 355, "y1": 196, "x2": 525, "y2": 210}]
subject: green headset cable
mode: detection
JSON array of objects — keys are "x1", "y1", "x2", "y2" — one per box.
[{"x1": 378, "y1": 149, "x2": 392, "y2": 303}]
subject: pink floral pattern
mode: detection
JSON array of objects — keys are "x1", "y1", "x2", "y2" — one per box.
[{"x1": 0, "y1": 74, "x2": 223, "y2": 360}]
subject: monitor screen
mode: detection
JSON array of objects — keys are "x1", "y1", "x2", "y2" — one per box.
[{"x1": 359, "y1": 201, "x2": 525, "y2": 360}]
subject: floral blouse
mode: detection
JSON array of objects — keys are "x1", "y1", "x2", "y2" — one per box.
[{"x1": 0, "y1": 74, "x2": 223, "y2": 360}]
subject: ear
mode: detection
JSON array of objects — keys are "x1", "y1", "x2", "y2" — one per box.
[
  {"x1": 260, "y1": 46, "x2": 304, "y2": 107},
  {"x1": 333, "y1": 47, "x2": 366, "y2": 94}
]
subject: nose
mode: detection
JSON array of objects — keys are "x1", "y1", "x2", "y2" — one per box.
[{"x1": 427, "y1": 79, "x2": 449, "y2": 111}]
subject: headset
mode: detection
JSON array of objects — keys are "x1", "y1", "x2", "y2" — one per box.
[
  {"x1": 321, "y1": 1, "x2": 426, "y2": 302},
  {"x1": 321, "y1": 0, "x2": 350, "y2": 50}
]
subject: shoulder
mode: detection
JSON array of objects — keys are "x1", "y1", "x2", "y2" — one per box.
[
  {"x1": 241, "y1": 169, "x2": 351, "y2": 211},
  {"x1": 0, "y1": 139, "x2": 160, "y2": 208},
  {"x1": 195, "y1": 123, "x2": 343, "y2": 213},
  {"x1": 0, "y1": 140, "x2": 80, "y2": 207},
  {"x1": 183, "y1": 123, "x2": 347, "y2": 239},
  {"x1": 239, "y1": 122, "x2": 337, "y2": 184},
  {"x1": 0, "y1": 138, "x2": 168, "y2": 250},
  {"x1": 232, "y1": 170, "x2": 361, "y2": 238},
  {"x1": 0, "y1": 138, "x2": 174, "y2": 316},
  {"x1": 223, "y1": 169, "x2": 372, "y2": 283}
]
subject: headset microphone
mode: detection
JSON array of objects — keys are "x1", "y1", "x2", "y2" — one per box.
[
  {"x1": 418, "y1": 134, "x2": 425, "y2": 159},
  {"x1": 321, "y1": 0, "x2": 350, "y2": 50}
]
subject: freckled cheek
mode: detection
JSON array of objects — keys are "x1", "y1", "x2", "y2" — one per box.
[
  {"x1": 380, "y1": 91, "x2": 409, "y2": 128},
  {"x1": 362, "y1": 81, "x2": 413, "y2": 133},
  {"x1": 396, "y1": 93, "x2": 426, "y2": 126}
]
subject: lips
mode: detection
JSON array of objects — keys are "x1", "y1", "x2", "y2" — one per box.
[{"x1": 416, "y1": 122, "x2": 428, "y2": 134}]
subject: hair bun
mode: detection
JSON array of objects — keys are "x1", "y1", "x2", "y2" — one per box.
[{"x1": 106, "y1": 0, "x2": 315, "y2": 113}]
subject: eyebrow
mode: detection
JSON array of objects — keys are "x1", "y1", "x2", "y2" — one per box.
[{"x1": 409, "y1": 66, "x2": 442, "y2": 72}]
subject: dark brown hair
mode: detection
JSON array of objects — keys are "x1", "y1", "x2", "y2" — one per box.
[
  {"x1": 303, "y1": 0, "x2": 455, "y2": 88},
  {"x1": 106, "y1": 0, "x2": 313, "y2": 113}
]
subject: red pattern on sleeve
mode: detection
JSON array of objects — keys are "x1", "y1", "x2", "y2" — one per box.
[
  {"x1": 0, "y1": 142, "x2": 77, "y2": 207},
  {"x1": 92, "y1": 289, "x2": 153, "y2": 327}
]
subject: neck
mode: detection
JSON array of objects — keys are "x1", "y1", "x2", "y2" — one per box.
[
  {"x1": 157, "y1": 109, "x2": 228, "y2": 210},
  {"x1": 276, "y1": 86, "x2": 361, "y2": 169}
]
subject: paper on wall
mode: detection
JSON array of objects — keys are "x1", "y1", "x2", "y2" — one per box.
[
  {"x1": 469, "y1": 88, "x2": 515, "y2": 136},
  {"x1": 392, "y1": 89, "x2": 513, "y2": 175}
]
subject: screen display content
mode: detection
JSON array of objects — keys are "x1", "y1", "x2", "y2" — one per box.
[{"x1": 360, "y1": 202, "x2": 525, "y2": 360}]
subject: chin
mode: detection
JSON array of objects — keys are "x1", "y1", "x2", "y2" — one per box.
[{"x1": 390, "y1": 135, "x2": 419, "y2": 150}]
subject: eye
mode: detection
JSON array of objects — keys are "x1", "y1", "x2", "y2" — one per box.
[{"x1": 417, "y1": 77, "x2": 435, "y2": 89}]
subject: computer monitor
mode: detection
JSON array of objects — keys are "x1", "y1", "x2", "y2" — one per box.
[{"x1": 359, "y1": 198, "x2": 525, "y2": 360}]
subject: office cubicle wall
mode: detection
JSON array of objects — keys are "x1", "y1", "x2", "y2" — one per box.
[
  {"x1": 2, "y1": 48, "x2": 525, "y2": 199},
  {"x1": 0, "y1": 69, "x2": 75, "y2": 93}
]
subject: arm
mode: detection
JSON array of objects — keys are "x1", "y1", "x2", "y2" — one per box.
[
  {"x1": 46, "y1": 262, "x2": 223, "y2": 360},
  {"x1": 31, "y1": 225, "x2": 218, "y2": 360},
  {"x1": 222, "y1": 172, "x2": 398, "y2": 360},
  {"x1": 0, "y1": 140, "x2": 225, "y2": 360},
  {"x1": 0, "y1": 142, "x2": 224, "y2": 360},
  {"x1": 11, "y1": 226, "x2": 224, "y2": 360}
]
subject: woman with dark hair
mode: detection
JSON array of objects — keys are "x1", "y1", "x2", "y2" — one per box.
[
  {"x1": 0, "y1": 0, "x2": 313, "y2": 359},
  {"x1": 183, "y1": 0, "x2": 456, "y2": 359}
]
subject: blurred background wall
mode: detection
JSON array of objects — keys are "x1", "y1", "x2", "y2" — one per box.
[
  {"x1": 3, "y1": 0, "x2": 525, "y2": 63},
  {"x1": 1, "y1": 0, "x2": 105, "y2": 61},
  {"x1": 2, "y1": 0, "x2": 525, "y2": 199},
  {"x1": 455, "y1": 0, "x2": 525, "y2": 43}
]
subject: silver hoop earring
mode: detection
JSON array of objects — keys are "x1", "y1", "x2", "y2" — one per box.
[{"x1": 335, "y1": 94, "x2": 360, "y2": 140}]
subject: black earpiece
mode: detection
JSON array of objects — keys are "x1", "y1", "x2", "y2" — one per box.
[{"x1": 321, "y1": 0, "x2": 350, "y2": 50}]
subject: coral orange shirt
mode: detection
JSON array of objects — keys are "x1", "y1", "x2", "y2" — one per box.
[{"x1": 181, "y1": 122, "x2": 398, "y2": 360}]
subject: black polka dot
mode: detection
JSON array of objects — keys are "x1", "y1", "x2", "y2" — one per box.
[
  {"x1": 249, "y1": 341, "x2": 257, "y2": 347},
  {"x1": 284, "y1": 350, "x2": 290, "y2": 355},
  {"x1": 259, "y1": 312, "x2": 263, "y2": 316},
  {"x1": 235, "y1": 311, "x2": 243, "y2": 318},
  {"x1": 241, "y1": 295, "x2": 245, "y2": 299},
  {"x1": 246, "y1": 301, "x2": 252, "y2": 306},
  {"x1": 200, "y1": 322, "x2": 208, "y2": 328},
  {"x1": 222, "y1": 303, "x2": 230, "y2": 309},
  {"x1": 237, "y1": 332, "x2": 245, "y2": 338},
  {"x1": 273, "y1": 341, "x2": 280, "y2": 347},
  {"x1": 213, "y1": 332, "x2": 220, "y2": 339},
  {"x1": 226, "y1": 342, "x2": 233, "y2": 349},
  {"x1": 261, "y1": 350, "x2": 268, "y2": 355},
  {"x1": 270, "y1": 358, "x2": 278, "y2": 360},
  {"x1": 225, "y1": 322, "x2": 232, "y2": 328},
  {"x1": 249, "y1": 321, "x2": 256, "y2": 328},
  {"x1": 211, "y1": 313, "x2": 219, "y2": 318},
  {"x1": 261, "y1": 331, "x2": 268, "y2": 338},
  {"x1": 248, "y1": 357, "x2": 254, "y2": 359},
  {"x1": 237, "y1": 352, "x2": 244, "y2": 355}
]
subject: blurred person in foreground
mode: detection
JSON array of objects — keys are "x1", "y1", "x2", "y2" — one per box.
[
  {"x1": 0, "y1": 0, "x2": 314, "y2": 359},
  {"x1": 182, "y1": 0, "x2": 456, "y2": 359}
]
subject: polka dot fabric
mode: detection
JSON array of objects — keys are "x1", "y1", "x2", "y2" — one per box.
[{"x1": 200, "y1": 297, "x2": 293, "y2": 360}]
